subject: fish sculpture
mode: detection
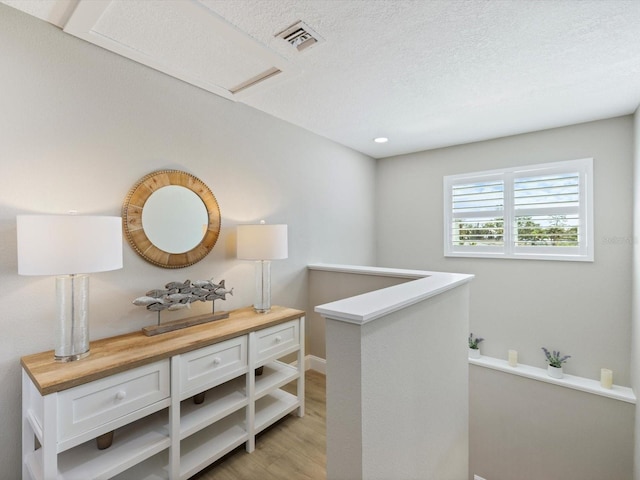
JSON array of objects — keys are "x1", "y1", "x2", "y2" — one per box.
[
  {"x1": 214, "y1": 286, "x2": 234, "y2": 298},
  {"x1": 133, "y1": 278, "x2": 233, "y2": 314},
  {"x1": 133, "y1": 296, "x2": 163, "y2": 306},
  {"x1": 145, "y1": 289, "x2": 169, "y2": 298},
  {"x1": 168, "y1": 303, "x2": 191, "y2": 311},
  {"x1": 147, "y1": 302, "x2": 167, "y2": 312}
]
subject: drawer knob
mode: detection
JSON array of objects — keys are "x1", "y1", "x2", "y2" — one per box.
[
  {"x1": 115, "y1": 390, "x2": 127, "y2": 401},
  {"x1": 212, "y1": 357, "x2": 221, "y2": 366},
  {"x1": 275, "y1": 336, "x2": 282, "y2": 344}
]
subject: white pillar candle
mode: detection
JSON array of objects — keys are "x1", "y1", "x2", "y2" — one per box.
[
  {"x1": 600, "y1": 368, "x2": 613, "y2": 389},
  {"x1": 508, "y1": 349, "x2": 518, "y2": 367}
]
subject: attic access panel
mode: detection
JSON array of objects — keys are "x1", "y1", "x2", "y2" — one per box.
[{"x1": 63, "y1": 0, "x2": 296, "y2": 99}]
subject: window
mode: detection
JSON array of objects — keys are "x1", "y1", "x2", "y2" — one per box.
[{"x1": 444, "y1": 158, "x2": 593, "y2": 261}]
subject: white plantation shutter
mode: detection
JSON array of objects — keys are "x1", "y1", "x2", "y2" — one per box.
[
  {"x1": 444, "y1": 158, "x2": 593, "y2": 261},
  {"x1": 448, "y1": 176, "x2": 504, "y2": 254}
]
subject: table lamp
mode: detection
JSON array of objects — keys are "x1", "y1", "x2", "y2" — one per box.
[
  {"x1": 237, "y1": 221, "x2": 288, "y2": 313},
  {"x1": 17, "y1": 214, "x2": 123, "y2": 362}
]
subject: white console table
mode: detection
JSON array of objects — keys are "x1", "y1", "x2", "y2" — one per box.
[{"x1": 21, "y1": 306, "x2": 305, "y2": 480}]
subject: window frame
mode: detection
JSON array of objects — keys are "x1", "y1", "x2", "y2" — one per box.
[{"x1": 443, "y1": 158, "x2": 594, "y2": 262}]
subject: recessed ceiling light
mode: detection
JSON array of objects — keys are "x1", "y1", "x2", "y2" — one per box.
[{"x1": 373, "y1": 137, "x2": 388, "y2": 143}]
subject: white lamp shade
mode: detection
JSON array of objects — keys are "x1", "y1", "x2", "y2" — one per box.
[
  {"x1": 237, "y1": 224, "x2": 288, "y2": 260},
  {"x1": 17, "y1": 215, "x2": 123, "y2": 275}
]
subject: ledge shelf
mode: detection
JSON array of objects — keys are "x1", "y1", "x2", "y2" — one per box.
[{"x1": 469, "y1": 355, "x2": 636, "y2": 404}]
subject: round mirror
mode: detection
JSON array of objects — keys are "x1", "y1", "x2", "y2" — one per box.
[
  {"x1": 142, "y1": 186, "x2": 208, "y2": 254},
  {"x1": 123, "y1": 170, "x2": 221, "y2": 268}
]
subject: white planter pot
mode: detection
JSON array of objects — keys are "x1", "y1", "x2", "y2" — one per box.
[
  {"x1": 547, "y1": 365, "x2": 563, "y2": 379},
  {"x1": 468, "y1": 348, "x2": 481, "y2": 359}
]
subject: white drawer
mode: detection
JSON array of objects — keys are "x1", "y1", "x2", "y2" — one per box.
[
  {"x1": 58, "y1": 360, "x2": 170, "y2": 442},
  {"x1": 255, "y1": 319, "x2": 300, "y2": 365},
  {"x1": 179, "y1": 336, "x2": 248, "y2": 397}
]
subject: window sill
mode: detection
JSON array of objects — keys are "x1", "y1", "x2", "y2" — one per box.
[
  {"x1": 445, "y1": 251, "x2": 593, "y2": 262},
  {"x1": 469, "y1": 355, "x2": 636, "y2": 404}
]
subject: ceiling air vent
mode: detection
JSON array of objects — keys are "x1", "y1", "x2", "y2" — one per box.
[{"x1": 276, "y1": 21, "x2": 323, "y2": 52}]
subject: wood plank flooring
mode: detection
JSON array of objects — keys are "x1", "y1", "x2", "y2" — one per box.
[{"x1": 190, "y1": 370, "x2": 326, "y2": 480}]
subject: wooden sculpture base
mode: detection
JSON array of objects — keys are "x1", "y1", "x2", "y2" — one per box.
[{"x1": 142, "y1": 311, "x2": 229, "y2": 336}]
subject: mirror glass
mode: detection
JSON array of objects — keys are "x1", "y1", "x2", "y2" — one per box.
[
  {"x1": 123, "y1": 170, "x2": 221, "y2": 268},
  {"x1": 142, "y1": 185, "x2": 208, "y2": 254}
]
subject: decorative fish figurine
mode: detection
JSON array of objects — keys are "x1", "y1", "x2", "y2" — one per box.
[
  {"x1": 133, "y1": 296, "x2": 164, "y2": 306},
  {"x1": 205, "y1": 293, "x2": 221, "y2": 301},
  {"x1": 145, "y1": 289, "x2": 168, "y2": 298},
  {"x1": 165, "y1": 280, "x2": 191, "y2": 290},
  {"x1": 168, "y1": 302, "x2": 191, "y2": 311},
  {"x1": 191, "y1": 287, "x2": 211, "y2": 296},
  {"x1": 166, "y1": 293, "x2": 190, "y2": 302},
  {"x1": 213, "y1": 287, "x2": 234, "y2": 298},
  {"x1": 147, "y1": 302, "x2": 168, "y2": 311},
  {"x1": 134, "y1": 278, "x2": 232, "y2": 318}
]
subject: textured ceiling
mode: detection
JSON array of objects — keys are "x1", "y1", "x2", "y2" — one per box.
[{"x1": 4, "y1": 0, "x2": 640, "y2": 158}]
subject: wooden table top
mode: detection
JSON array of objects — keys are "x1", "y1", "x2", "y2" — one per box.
[{"x1": 21, "y1": 306, "x2": 305, "y2": 395}]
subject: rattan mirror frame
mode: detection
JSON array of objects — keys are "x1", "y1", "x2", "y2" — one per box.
[{"x1": 122, "y1": 170, "x2": 221, "y2": 268}]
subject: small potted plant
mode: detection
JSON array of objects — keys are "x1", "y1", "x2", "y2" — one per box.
[
  {"x1": 468, "y1": 333, "x2": 484, "y2": 359},
  {"x1": 542, "y1": 347, "x2": 571, "y2": 379}
]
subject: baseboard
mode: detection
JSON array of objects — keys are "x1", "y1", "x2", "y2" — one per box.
[
  {"x1": 292, "y1": 355, "x2": 326, "y2": 374},
  {"x1": 307, "y1": 355, "x2": 326, "y2": 374}
]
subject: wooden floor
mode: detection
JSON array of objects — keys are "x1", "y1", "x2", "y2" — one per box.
[{"x1": 191, "y1": 370, "x2": 326, "y2": 480}]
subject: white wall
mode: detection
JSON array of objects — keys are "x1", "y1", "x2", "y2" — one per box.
[
  {"x1": 307, "y1": 270, "x2": 407, "y2": 358},
  {"x1": 376, "y1": 117, "x2": 635, "y2": 479},
  {"x1": 632, "y1": 107, "x2": 640, "y2": 480},
  {"x1": 325, "y1": 283, "x2": 470, "y2": 480},
  {"x1": 4, "y1": 4, "x2": 637, "y2": 478},
  {"x1": 469, "y1": 364, "x2": 635, "y2": 480},
  {"x1": 0, "y1": 6, "x2": 376, "y2": 477},
  {"x1": 377, "y1": 116, "x2": 633, "y2": 380}
]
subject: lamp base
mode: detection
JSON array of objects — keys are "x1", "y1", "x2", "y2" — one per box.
[
  {"x1": 55, "y1": 351, "x2": 90, "y2": 363},
  {"x1": 55, "y1": 274, "x2": 90, "y2": 362},
  {"x1": 253, "y1": 260, "x2": 272, "y2": 313}
]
